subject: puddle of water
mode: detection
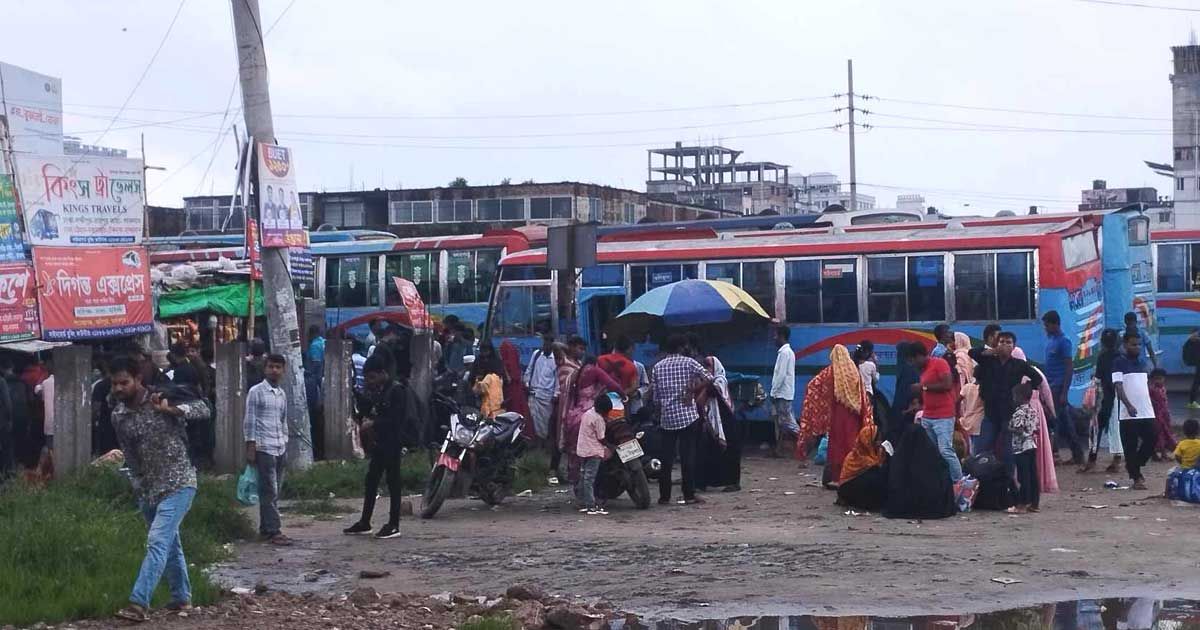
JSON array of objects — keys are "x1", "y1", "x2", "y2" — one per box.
[{"x1": 617, "y1": 599, "x2": 1199, "y2": 630}]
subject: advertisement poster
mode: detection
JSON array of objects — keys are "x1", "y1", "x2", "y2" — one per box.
[
  {"x1": 15, "y1": 155, "x2": 145, "y2": 246},
  {"x1": 246, "y1": 218, "x2": 262, "y2": 280},
  {"x1": 33, "y1": 246, "x2": 152, "y2": 340},
  {"x1": 0, "y1": 263, "x2": 39, "y2": 342},
  {"x1": 393, "y1": 278, "x2": 431, "y2": 330},
  {"x1": 256, "y1": 143, "x2": 305, "y2": 248},
  {"x1": 0, "y1": 62, "x2": 63, "y2": 156},
  {"x1": 0, "y1": 175, "x2": 26, "y2": 261}
]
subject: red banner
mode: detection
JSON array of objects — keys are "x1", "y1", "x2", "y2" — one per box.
[
  {"x1": 246, "y1": 218, "x2": 262, "y2": 280},
  {"x1": 0, "y1": 263, "x2": 40, "y2": 342},
  {"x1": 33, "y1": 246, "x2": 152, "y2": 340},
  {"x1": 393, "y1": 277, "x2": 431, "y2": 330}
]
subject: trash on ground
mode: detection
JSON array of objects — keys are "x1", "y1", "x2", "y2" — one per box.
[
  {"x1": 991, "y1": 577, "x2": 1021, "y2": 585},
  {"x1": 517, "y1": 489, "x2": 533, "y2": 497}
]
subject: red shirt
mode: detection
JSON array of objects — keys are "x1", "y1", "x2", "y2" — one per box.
[
  {"x1": 597, "y1": 352, "x2": 638, "y2": 393},
  {"x1": 920, "y1": 358, "x2": 956, "y2": 419}
]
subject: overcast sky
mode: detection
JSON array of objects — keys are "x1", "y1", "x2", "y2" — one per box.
[{"x1": 2, "y1": 0, "x2": 1194, "y2": 215}]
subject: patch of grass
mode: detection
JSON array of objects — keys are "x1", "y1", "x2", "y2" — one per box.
[
  {"x1": 513, "y1": 450, "x2": 551, "y2": 493},
  {"x1": 0, "y1": 466, "x2": 253, "y2": 627},
  {"x1": 281, "y1": 497, "x2": 355, "y2": 516},
  {"x1": 462, "y1": 614, "x2": 518, "y2": 630},
  {"x1": 281, "y1": 457, "x2": 430, "y2": 500}
]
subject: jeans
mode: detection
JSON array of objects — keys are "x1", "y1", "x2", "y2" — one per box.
[
  {"x1": 973, "y1": 416, "x2": 1014, "y2": 468},
  {"x1": 361, "y1": 451, "x2": 402, "y2": 526},
  {"x1": 659, "y1": 421, "x2": 700, "y2": 502},
  {"x1": 575, "y1": 457, "x2": 601, "y2": 508},
  {"x1": 1014, "y1": 449, "x2": 1040, "y2": 508},
  {"x1": 255, "y1": 451, "x2": 286, "y2": 537},
  {"x1": 1119, "y1": 418, "x2": 1157, "y2": 482},
  {"x1": 130, "y1": 487, "x2": 195, "y2": 607},
  {"x1": 921, "y1": 417, "x2": 963, "y2": 482},
  {"x1": 1052, "y1": 400, "x2": 1084, "y2": 462}
]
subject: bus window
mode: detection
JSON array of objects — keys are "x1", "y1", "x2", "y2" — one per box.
[
  {"x1": 785, "y1": 259, "x2": 858, "y2": 324},
  {"x1": 953, "y1": 253, "x2": 996, "y2": 321},
  {"x1": 325, "y1": 257, "x2": 372, "y2": 308},
  {"x1": 742, "y1": 261, "x2": 776, "y2": 317},
  {"x1": 868, "y1": 255, "x2": 945, "y2": 322},
  {"x1": 582, "y1": 264, "x2": 624, "y2": 287},
  {"x1": 447, "y1": 249, "x2": 501, "y2": 303},
  {"x1": 705, "y1": 262, "x2": 740, "y2": 285},
  {"x1": 499, "y1": 266, "x2": 551, "y2": 282},
  {"x1": 1127, "y1": 216, "x2": 1150, "y2": 247},
  {"x1": 995, "y1": 252, "x2": 1034, "y2": 320},
  {"x1": 630, "y1": 264, "x2": 698, "y2": 301},
  {"x1": 490, "y1": 285, "x2": 552, "y2": 336},
  {"x1": 1156, "y1": 243, "x2": 1198, "y2": 293},
  {"x1": 1062, "y1": 233, "x2": 1099, "y2": 269},
  {"x1": 867, "y1": 257, "x2": 907, "y2": 322},
  {"x1": 954, "y1": 252, "x2": 1034, "y2": 321},
  {"x1": 907, "y1": 255, "x2": 945, "y2": 321},
  {"x1": 386, "y1": 252, "x2": 438, "y2": 306}
]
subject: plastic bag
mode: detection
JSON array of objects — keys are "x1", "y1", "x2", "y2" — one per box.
[
  {"x1": 955, "y1": 475, "x2": 980, "y2": 513},
  {"x1": 814, "y1": 436, "x2": 829, "y2": 465},
  {"x1": 237, "y1": 465, "x2": 259, "y2": 506}
]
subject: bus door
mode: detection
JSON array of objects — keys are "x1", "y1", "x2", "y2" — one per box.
[{"x1": 578, "y1": 287, "x2": 625, "y2": 356}]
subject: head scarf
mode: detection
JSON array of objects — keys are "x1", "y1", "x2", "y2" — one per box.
[
  {"x1": 891, "y1": 341, "x2": 918, "y2": 419},
  {"x1": 831, "y1": 344, "x2": 864, "y2": 414},
  {"x1": 953, "y1": 331, "x2": 975, "y2": 383}
]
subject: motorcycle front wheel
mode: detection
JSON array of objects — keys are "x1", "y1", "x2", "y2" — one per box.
[{"x1": 420, "y1": 465, "x2": 456, "y2": 519}]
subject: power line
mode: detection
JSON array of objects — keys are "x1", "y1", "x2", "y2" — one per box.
[
  {"x1": 857, "y1": 181, "x2": 1079, "y2": 203},
  {"x1": 869, "y1": 95, "x2": 1170, "y2": 122},
  {"x1": 10, "y1": 93, "x2": 837, "y2": 121},
  {"x1": 85, "y1": 0, "x2": 188, "y2": 149},
  {"x1": 869, "y1": 123, "x2": 1170, "y2": 135},
  {"x1": 862, "y1": 111, "x2": 1172, "y2": 134},
  {"x1": 1075, "y1": 0, "x2": 1200, "y2": 11}
]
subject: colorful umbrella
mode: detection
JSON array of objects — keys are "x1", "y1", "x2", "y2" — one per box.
[{"x1": 607, "y1": 279, "x2": 771, "y2": 339}]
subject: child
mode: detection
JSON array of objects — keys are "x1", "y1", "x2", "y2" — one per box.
[
  {"x1": 1149, "y1": 369, "x2": 1179, "y2": 461},
  {"x1": 1175, "y1": 419, "x2": 1200, "y2": 469},
  {"x1": 575, "y1": 393, "x2": 614, "y2": 515},
  {"x1": 1009, "y1": 382, "x2": 1040, "y2": 514}
]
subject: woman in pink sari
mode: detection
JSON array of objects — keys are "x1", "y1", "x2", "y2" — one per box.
[
  {"x1": 558, "y1": 353, "x2": 623, "y2": 484},
  {"x1": 1012, "y1": 348, "x2": 1058, "y2": 493}
]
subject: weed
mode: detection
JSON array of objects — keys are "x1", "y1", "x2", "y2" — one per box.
[
  {"x1": 281, "y1": 457, "x2": 429, "y2": 500},
  {"x1": 282, "y1": 497, "x2": 355, "y2": 516},
  {"x1": 0, "y1": 466, "x2": 252, "y2": 627},
  {"x1": 461, "y1": 614, "x2": 518, "y2": 630},
  {"x1": 513, "y1": 450, "x2": 551, "y2": 493}
]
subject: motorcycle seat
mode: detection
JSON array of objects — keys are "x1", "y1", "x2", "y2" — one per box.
[{"x1": 493, "y1": 411, "x2": 523, "y2": 426}]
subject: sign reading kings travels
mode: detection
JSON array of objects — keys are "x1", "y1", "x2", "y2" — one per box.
[{"x1": 15, "y1": 155, "x2": 144, "y2": 246}]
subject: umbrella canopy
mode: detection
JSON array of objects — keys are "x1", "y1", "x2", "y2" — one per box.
[{"x1": 607, "y1": 279, "x2": 771, "y2": 340}]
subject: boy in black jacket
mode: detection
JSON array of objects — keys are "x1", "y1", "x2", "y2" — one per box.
[{"x1": 344, "y1": 352, "x2": 418, "y2": 539}]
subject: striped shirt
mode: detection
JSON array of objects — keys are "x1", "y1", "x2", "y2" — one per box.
[{"x1": 244, "y1": 380, "x2": 289, "y2": 456}]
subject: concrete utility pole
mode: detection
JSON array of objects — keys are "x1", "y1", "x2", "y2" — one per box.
[
  {"x1": 846, "y1": 59, "x2": 857, "y2": 214},
  {"x1": 230, "y1": 0, "x2": 313, "y2": 469}
]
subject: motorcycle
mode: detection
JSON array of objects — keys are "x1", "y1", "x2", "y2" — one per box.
[
  {"x1": 420, "y1": 386, "x2": 526, "y2": 519},
  {"x1": 594, "y1": 411, "x2": 657, "y2": 509}
]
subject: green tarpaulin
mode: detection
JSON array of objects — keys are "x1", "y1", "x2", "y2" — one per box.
[{"x1": 157, "y1": 283, "x2": 264, "y2": 318}]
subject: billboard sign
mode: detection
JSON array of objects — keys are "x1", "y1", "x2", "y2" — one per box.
[
  {"x1": 15, "y1": 155, "x2": 144, "y2": 246},
  {"x1": 33, "y1": 246, "x2": 152, "y2": 340},
  {"x1": 0, "y1": 175, "x2": 26, "y2": 261},
  {"x1": 256, "y1": 143, "x2": 305, "y2": 248},
  {"x1": 0, "y1": 262, "x2": 38, "y2": 342},
  {"x1": 0, "y1": 62, "x2": 63, "y2": 157}
]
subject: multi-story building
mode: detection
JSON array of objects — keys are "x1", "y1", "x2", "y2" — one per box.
[
  {"x1": 173, "y1": 181, "x2": 725, "y2": 238},
  {"x1": 646, "y1": 143, "x2": 794, "y2": 215},
  {"x1": 787, "y1": 172, "x2": 875, "y2": 213},
  {"x1": 62, "y1": 135, "x2": 127, "y2": 158},
  {"x1": 1078, "y1": 179, "x2": 1173, "y2": 228},
  {"x1": 1172, "y1": 44, "x2": 1200, "y2": 228}
]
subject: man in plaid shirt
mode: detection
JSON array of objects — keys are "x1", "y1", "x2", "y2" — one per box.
[
  {"x1": 649, "y1": 333, "x2": 713, "y2": 505},
  {"x1": 244, "y1": 354, "x2": 292, "y2": 546}
]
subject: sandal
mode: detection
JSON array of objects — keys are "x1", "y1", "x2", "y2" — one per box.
[
  {"x1": 115, "y1": 604, "x2": 149, "y2": 622},
  {"x1": 166, "y1": 601, "x2": 193, "y2": 613}
]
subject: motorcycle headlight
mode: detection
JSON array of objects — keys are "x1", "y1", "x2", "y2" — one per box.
[{"x1": 453, "y1": 425, "x2": 475, "y2": 445}]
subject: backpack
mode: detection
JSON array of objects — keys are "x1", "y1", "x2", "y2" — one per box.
[{"x1": 1185, "y1": 337, "x2": 1200, "y2": 368}]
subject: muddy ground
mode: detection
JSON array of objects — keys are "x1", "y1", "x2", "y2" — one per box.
[{"x1": 207, "y1": 452, "x2": 1199, "y2": 621}]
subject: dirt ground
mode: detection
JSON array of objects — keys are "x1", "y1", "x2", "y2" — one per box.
[{"x1": 205, "y1": 451, "x2": 1199, "y2": 621}]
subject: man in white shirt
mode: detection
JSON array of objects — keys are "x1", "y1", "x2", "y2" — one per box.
[
  {"x1": 1112, "y1": 331, "x2": 1156, "y2": 490},
  {"x1": 244, "y1": 354, "x2": 292, "y2": 545},
  {"x1": 523, "y1": 334, "x2": 558, "y2": 443},
  {"x1": 770, "y1": 326, "x2": 798, "y2": 456}
]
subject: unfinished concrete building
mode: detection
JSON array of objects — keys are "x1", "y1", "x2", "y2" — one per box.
[
  {"x1": 1173, "y1": 44, "x2": 1200, "y2": 228},
  {"x1": 646, "y1": 142, "x2": 794, "y2": 215}
]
